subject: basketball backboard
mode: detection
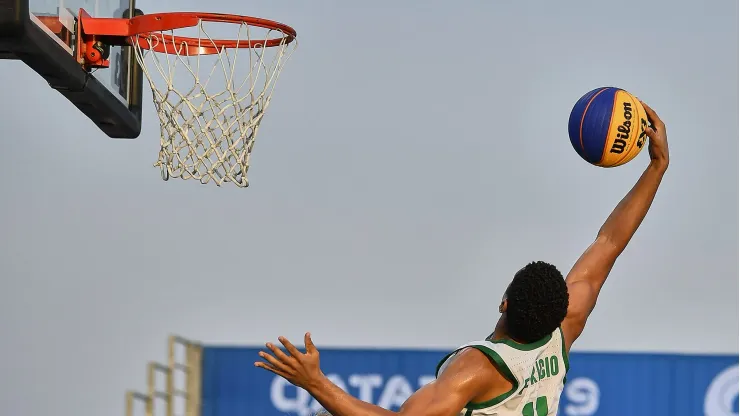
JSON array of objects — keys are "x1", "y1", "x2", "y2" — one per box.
[{"x1": 0, "y1": 0, "x2": 143, "y2": 138}]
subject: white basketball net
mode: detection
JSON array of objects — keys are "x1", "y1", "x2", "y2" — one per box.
[{"x1": 131, "y1": 20, "x2": 296, "y2": 187}]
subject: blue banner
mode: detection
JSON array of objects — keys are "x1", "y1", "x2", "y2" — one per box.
[{"x1": 201, "y1": 347, "x2": 738, "y2": 416}]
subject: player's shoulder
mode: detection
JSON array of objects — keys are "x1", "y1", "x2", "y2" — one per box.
[
  {"x1": 439, "y1": 346, "x2": 500, "y2": 377},
  {"x1": 446, "y1": 346, "x2": 499, "y2": 370},
  {"x1": 434, "y1": 346, "x2": 509, "y2": 400},
  {"x1": 438, "y1": 344, "x2": 511, "y2": 385}
]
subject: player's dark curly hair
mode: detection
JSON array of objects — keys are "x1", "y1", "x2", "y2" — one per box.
[{"x1": 505, "y1": 261, "x2": 569, "y2": 343}]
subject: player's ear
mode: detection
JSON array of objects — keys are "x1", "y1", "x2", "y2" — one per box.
[{"x1": 499, "y1": 299, "x2": 508, "y2": 314}]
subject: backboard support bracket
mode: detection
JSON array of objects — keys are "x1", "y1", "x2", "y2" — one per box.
[{"x1": 0, "y1": 0, "x2": 143, "y2": 138}]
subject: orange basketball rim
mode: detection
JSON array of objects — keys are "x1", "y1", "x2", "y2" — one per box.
[
  {"x1": 76, "y1": 10, "x2": 297, "y2": 68},
  {"x1": 78, "y1": 9, "x2": 298, "y2": 188}
]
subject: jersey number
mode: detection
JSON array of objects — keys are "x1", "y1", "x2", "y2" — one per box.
[{"x1": 522, "y1": 396, "x2": 548, "y2": 416}]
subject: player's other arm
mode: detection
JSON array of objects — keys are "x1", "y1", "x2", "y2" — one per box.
[
  {"x1": 561, "y1": 101, "x2": 670, "y2": 350},
  {"x1": 256, "y1": 334, "x2": 502, "y2": 416},
  {"x1": 311, "y1": 349, "x2": 499, "y2": 416}
]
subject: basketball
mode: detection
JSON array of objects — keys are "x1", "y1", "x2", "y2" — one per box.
[{"x1": 568, "y1": 87, "x2": 649, "y2": 167}]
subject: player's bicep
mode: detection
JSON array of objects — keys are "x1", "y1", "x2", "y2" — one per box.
[{"x1": 399, "y1": 380, "x2": 470, "y2": 416}]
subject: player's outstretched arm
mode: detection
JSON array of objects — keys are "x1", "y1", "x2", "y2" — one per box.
[
  {"x1": 255, "y1": 333, "x2": 499, "y2": 416},
  {"x1": 561, "y1": 100, "x2": 669, "y2": 350}
]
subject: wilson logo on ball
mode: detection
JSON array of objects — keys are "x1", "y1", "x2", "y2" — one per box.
[
  {"x1": 568, "y1": 87, "x2": 648, "y2": 168},
  {"x1": 610, "y1": 101, "x2": 633, "y2": 155}
]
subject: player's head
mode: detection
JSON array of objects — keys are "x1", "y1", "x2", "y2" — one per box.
[{"x1": 500, "y1": 261, "x2": 569, "y2": 343}]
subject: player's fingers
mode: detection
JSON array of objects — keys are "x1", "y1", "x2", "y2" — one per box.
[
  {"x1": 258, "y1": 350, "x2": 293, "y2": 373},
  {"x1": 254, "y1": 361, "x2": 290, "y2": 378},
  {"x1": 639, "y1": 100, "x2": 664, "y2": 128},
  {"x1": 265, "y1": 343, "x2": 294, "y2": 366},
  {"x1": 279, "y1": 336, "x2": 304, "y2": 359},
  {"x1": 305, "y1": 332, "x2": 317, "y2": 354},
  {"x1": 645, "y1": 127, "x2": 658, "y2": 139}
]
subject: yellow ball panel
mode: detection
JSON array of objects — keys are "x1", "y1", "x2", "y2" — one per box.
[{"x1": 596, "y1": 90, "x2": 648, "y2": 167}]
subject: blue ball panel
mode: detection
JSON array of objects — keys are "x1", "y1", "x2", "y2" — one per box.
[
  {"x1": 568, "y1": 87, "x2": 606, "y2": 162},
  {"x1": 580, "y1": 87, "x2": 620, "y2": 164}
]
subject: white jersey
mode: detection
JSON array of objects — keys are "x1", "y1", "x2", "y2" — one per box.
[{"x1": 435, "y1": 327, "x2": 569, "y2": 416}]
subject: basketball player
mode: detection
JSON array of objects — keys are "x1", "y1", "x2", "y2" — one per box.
[{"x1": 256, "y1": 100, "x2": 669, "y2": 416}]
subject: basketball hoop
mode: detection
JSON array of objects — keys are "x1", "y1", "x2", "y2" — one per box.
[{"x1": 79, "y1": 11, "x2": 298, "y2": 187}]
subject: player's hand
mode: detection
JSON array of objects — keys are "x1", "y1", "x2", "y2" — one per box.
[
  {"x1": 639, "y1": 100, "x2": 669, "y2": 168},
  {"x1": 255, "y1": 333, "x2": 324, "y2": 389}
]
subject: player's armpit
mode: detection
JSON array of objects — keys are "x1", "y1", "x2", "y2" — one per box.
[
  {"x1": 561, "y1": 280, "x2": 598, "y2": 349},
  {"x1": 561, "y1": 236, "x2": 620, "y2": 349}
]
